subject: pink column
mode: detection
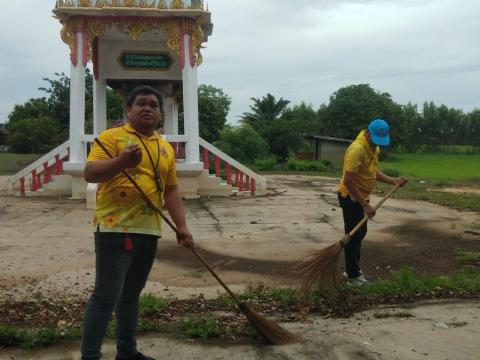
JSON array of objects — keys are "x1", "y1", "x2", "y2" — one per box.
[
  {"x1": 20, "y1": 178, "x2": 25, "y2": 196},
  {"x1": 37, "y1": 173, "x2": 42, "y2": 189},
  {"x1": 214, "y1": 156, "x2": 221, "y2": 177},
  {"x1": 31, "y1": 170, "x2": 38, "y2": 191},
  {"x1": 43, "y1": 162, "x2": 51, "y2": 183},
  {"x1": 225, "y1": 163, "x2": 232, "y2": 184},
  {"x1": 55, "y1": 154, "x2": 63, "y2": 175},
  {"x1": 250, "y1": 178, "x2": 256, "y2": 196},
  {"x1": 245, "y1": 175, "x2": 250, "y2": 190},
  {"x1": 202, "y1": 148, "x2": 209, "y2": 170},
  {"x1": 239, "y1": 172, "x2": 244, "y2": 191}
]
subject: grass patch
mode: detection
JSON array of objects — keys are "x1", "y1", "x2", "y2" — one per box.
[
  {"x1": 0, "y1": 153, "x2": 41, "y2": 175},
  {"x1": 456, "y1": 251, "x2": 480, "y2": 265},
  {"x1": 179, "y1": 315, "x2": 221, "y2": 339},
  {"x1": 376, "y1": 181, "x2": 480, "y2": 211},
  {"x1": 0, "y1": 324, "x2": 81, "y2": 348},
  {"x1": 139, "y1": 294, "x2": 171, "y2": 316},
  {"x1": 382, "y1": 153, "x2": 480, "y2": 181}
]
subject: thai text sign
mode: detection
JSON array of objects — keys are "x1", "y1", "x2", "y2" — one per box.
[{"x1": 119, "y1": 52, "x2": 172, "y2": 70}]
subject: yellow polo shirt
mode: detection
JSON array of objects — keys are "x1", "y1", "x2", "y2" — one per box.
[
  {"x1": 338, "y1": 130, "x2": 380, "y2": 200},
  {"x1": 87, "y1": 124, "x2": 178, "y2": 236}
]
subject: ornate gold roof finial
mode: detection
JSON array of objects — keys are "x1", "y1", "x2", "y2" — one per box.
[
  {"x1": 138, "y1": 0, "x2": 148, "y2": 7},
  {"x1": 79, "y1": 0, "x2": 92, "y2": 6},
  {"x1": 157, "y1": 0, "x2": 167, "y2": 8},
  {"x1": 110, "y1": 0, "x2": 122, "y2": 6},
  {"x1": 95, "y1": 0, "x2": 108, "y2": 7},
  {"x1": 123, "y1": 0, "x2": 137, "y2": 7},
  {"x1": 170, "y1": 0, "x2": 185, "y2": 9}
]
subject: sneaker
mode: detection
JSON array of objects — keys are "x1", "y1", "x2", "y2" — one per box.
[
  {"x1": 116, "y1": 353, "x2": 156, "y2": 360},
  {"x1": 347, "y1": 274, "x2": 368, "y2": 286}
]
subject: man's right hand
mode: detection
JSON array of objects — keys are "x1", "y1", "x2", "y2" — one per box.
[
  {"x1": 362, "y1": 202, "x2": 376, "y2": 218},
  {"x1": 118, "y1": 144, "x2": 142, "y2": 169}
]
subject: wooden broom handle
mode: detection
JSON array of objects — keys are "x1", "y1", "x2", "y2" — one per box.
[
  {"x1": 93, "y1": 138, "x2": 244, "y2": 307},
  {"x1": 344, "y1": 183, "x2": 401, "y2": 242}
]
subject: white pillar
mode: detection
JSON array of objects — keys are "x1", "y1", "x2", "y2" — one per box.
[
  {"x1": 68, "y1": 30, "x2": 86, "y2": 163},
  {"x1": 93, "y1": 78, "x2": 107, "y2": 135},
  {"x1": 182, "y1": 34, "x2": 200, "y2": 164}
]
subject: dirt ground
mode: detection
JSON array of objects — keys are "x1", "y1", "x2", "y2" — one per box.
[{"x1": 0, "y1": 174, "x2": 479, "y2": 359}]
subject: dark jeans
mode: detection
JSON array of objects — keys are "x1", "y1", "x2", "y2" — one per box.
[
  {"x1": 338, "y1": 193, "x2": 368, "y2": 279},
  {"x1": 81, "y1": 232, "x2": 158, "y2": 360}
]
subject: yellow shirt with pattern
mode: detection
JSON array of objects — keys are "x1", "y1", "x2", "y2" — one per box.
[
  {"x1": 87, "y1": 124, "x2": 178, "y2": 236},
  {"x1": 338, "y1": 130, "x2": 380, "y2": 200}
]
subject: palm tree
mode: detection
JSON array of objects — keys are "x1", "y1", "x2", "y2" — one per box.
[{"x1": 241, "y1": 93, "x2": 290, "y2": 126}]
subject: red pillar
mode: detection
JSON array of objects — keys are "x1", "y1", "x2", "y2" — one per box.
[
  {"x1": 250, "y1": 178, "x2": 256, "y2": 196},
  {"x1": 20, "y1": 178, "x2": 25, "y2": 196},
  {"x1": 245, "y1": 175, "x2": 250, "y2": 190},
  {"x1": 214, "y1": 156, "x2": 221, "y2": 177},
  {"x1": 225, "y1": 163, "x2": 232, "y2": 184},
  {"x1": 55, "y1": 154, "x2": 63, "y2": 175},
  {"x1": 43, "y1": 162, "x2": 51, "y2": 183},
  {"x1": 31, "y1": 170, "x2": 38, "y2": 191},
  {"x1": 202, "y1": 148, "x2": 209, "y2": 170}
]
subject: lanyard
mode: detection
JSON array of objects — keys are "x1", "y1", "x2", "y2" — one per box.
[{"x1": 133, "y1": 132, "x2": 163, "y2": 195}]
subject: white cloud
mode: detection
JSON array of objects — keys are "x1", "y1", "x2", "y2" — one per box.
[{"x1": 0, "y1": 0, "x2": 479, "y2": 124}]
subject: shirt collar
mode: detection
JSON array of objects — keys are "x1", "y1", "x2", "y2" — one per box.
[
  {"x1": 356, "y1": 130, "x2": 377, "y2": 157},
  {"x1": 123, "y1": 123, "x2": 161, "y2": 140}
]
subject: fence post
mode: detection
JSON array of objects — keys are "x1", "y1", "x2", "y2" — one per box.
[
  {"x1": 245, "y1": 175, "x2": 250, "y2": 190},
  {"x1": 250, "y1": 178, "x2": 256, "y2": 196},
  {"x1": 239, "y1": 172, "x2": 244, "y2": 191}
]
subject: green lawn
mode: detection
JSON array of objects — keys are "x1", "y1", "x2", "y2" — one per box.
[
  {"x1": 0, "y1": 153, "x2": 41, "y2": 175},
  {"x1": 382, "y1": 153, "x2": 480, "y2": 181}
]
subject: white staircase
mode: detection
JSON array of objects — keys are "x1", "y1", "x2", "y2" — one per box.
[{"x1": 8, "y1": 137, "x2": 266, "y2": 201}]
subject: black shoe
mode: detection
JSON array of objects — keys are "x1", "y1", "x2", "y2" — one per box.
[{"x1": 116, "y1": 353, "x2": 156, "y2": 360}]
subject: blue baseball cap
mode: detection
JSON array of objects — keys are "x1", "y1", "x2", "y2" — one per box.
[{"x1": 368, "y1": 118, "x2": 390, "y2": 146}]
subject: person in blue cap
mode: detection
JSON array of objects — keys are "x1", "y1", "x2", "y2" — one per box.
[{"x1": 337, "y1": 119, "x2": 408, "y2": 285}]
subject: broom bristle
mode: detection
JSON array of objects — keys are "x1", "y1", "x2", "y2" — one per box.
[
  {"x1": 241, "y1": 304, "x2": 300, "y2": 345},
  {"x1": 294, "y1": 241, "x2": 344, "y2": 293}
]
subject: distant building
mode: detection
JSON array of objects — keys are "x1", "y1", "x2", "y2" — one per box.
[{"x1": 307, "y1": 135, "x2": 352, "y2": 162}]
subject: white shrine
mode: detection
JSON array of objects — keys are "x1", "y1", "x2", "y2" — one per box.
[{"x1": 7, "y1": 0, "x2": 266, "y2": 200}]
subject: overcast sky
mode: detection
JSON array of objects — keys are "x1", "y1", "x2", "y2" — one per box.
[{"x1": 0, "y1": 0, "x2": 479, "y2": 124}]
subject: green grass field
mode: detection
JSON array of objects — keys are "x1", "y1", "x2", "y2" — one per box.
[
  {"x1": 0, "y1": 153, "x2": 41, "y2": 175},
  {"x1": 382, "y1": 153, "x2": 480, "y2": 181}
]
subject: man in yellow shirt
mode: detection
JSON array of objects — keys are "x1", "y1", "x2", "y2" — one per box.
[
  {"x1": 338, "y1": 119, "x2": 407, "y2": 285},
  {"x1": 81, "y1": 86, "x2": 193, "y2": 360}
]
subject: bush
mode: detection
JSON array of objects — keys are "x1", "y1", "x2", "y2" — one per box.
[
  {"x1": 286, "y1": 159, "x2": 331, "y2": 172},
  {"x1": 214, "y1": 125, "x2": 269, "y2": 164},
  {"x1": 252, "y1": 156, "x2": 278, "y2": 171}
]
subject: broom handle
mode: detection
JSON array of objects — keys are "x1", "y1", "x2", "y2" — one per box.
[
  {"x1": 344, "y1": 183, "x2": 401, "y2": 242},
  {"x1": 93, "y1": 138, "x2": 244, "y2": 308}
]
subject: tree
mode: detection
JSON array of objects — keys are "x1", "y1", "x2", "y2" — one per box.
[
  {"x1": 6, "y1": 71, "x2": 123, "y2": 153},
  {"x1": 9, "y1": 116, "x2": 62, "y2": 154},
  {"x1": 241, "y1": 93, "x2": 290, "y2": 127},
  {"x1": 324, "y1": 84, "x2": 397, "y2": 140},
  {"x1": 198, "y1": 84, "x2": 231, "y2": 142},
  {"x1": 213, "y1": 125, "x2": 268, "y2": 163}
]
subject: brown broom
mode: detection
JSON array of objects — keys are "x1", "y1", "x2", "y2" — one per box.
[
  {"x1": 295, "y1": 183, "x2": 401, "y2": 292},
  {"x1": 94, "y1": 138, "x2": 299, "y2": 345}
]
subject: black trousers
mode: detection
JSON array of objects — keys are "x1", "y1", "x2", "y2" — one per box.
[{"x1": 338, "y1": 193, "x2": 368, "y2": 278}]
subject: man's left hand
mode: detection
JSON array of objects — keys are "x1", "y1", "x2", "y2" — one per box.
[
  {"x1": 395, "y1": 176, "x2": 408, "y2": 187},
  {"x1": 176, "y1": 226, "x2": 194, "y2": 249}
]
